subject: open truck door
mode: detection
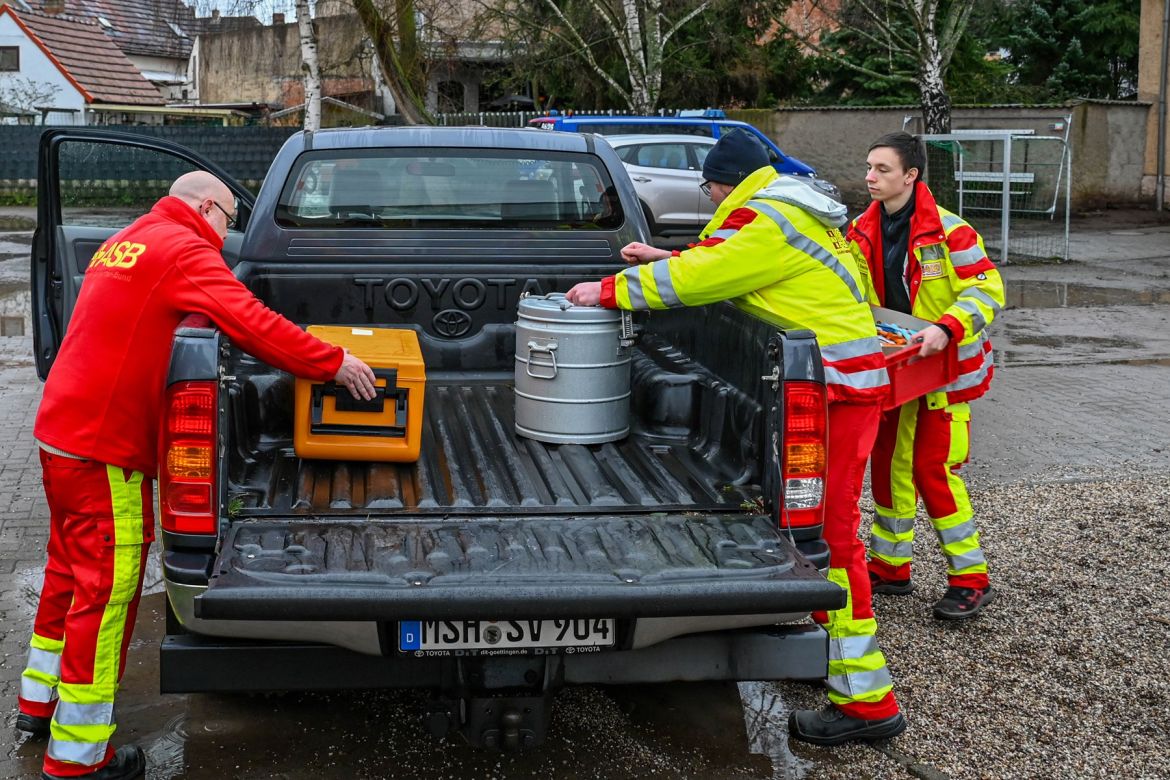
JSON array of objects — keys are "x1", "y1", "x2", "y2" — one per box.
[{"x1": 31, "y1": 128, "x2": 255, "y2": 379}]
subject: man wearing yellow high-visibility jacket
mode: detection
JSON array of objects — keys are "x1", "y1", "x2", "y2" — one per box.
[
  {"x1": 567, "y1": 129, "x2": 906, "y2": 746},
  {"x1": 848, "y1": 132, "x2": 1005, "y2": 620}
]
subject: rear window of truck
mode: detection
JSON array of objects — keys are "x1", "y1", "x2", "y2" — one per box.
[{"x1": 275, "y1": 148, "x2": 624, "y2": 230}]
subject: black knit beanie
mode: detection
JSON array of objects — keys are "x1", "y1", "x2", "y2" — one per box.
[{"x1": 702, "y1": 129, "x2": 771, "y2": 186}]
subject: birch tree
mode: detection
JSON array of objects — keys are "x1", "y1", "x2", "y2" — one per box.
[
  {"x1": 296, "y1": 0, "x2": 323, "y2": 130},
  {"x1": 783, "y1": 0, "x2": 977, "y2": 133},
  {"x1": 488, "y1": 0, "x2": 716, "y2": 113}
]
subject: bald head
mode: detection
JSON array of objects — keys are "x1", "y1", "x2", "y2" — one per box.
[
  {"x1": 170, "y1": 170, "x2": 231, "y2": 204},
  {"x1": 170, "y1": 170, "x2": 236, "y2": 239}
]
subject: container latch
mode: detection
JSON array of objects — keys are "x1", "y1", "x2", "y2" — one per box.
[{"x1": 618, "y1": 310, "x2": 639, "y2": 349}]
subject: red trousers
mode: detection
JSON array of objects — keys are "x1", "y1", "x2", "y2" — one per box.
[
  {"x1": 813, "y1": 401, "x2": 899, "y2": 720},
  {"x1": 19, "y1": 451, "x2": 153, "y2": 777},
  {"x1": 869, "y1": 399, "x2": 989, "y2": 590}
]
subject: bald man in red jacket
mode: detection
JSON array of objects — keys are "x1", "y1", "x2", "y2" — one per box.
[{"x1": 18, "y1": 172, "x2": 376, "y2": 780}]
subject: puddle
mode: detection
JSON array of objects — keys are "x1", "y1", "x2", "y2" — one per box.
[
  {"x1": 1007, "y1": 281, "x2": 1170, "y2": 309},
  {"x1": 0, "y1": 231, "x2": 32, "y2": 258},
  {"x1": 1107, "y1": 357, "x2": 1170, "y2": 367},
  {"x1": 0, "y1": 282, "x2": 30, "y2": 336},
  {"x1": 13, "y1": 546, "x2": 166, "y2": 621},
  {"x1": 1007, "y1": 334, "x2": 1142, "y2": 350},
  {"x1": 1002, "y1": 351, "x2": 1170, "y2": 367},
  {"x1": 738, "y1": 681, "x2": 814, "y2": 779},
  {"x1": 0, "y1": 216, "x2": 34, "y2": 231}
]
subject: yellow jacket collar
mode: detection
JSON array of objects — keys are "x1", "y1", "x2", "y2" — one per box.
[{"x1": 700, "y1": 165, "x2": 778, "y2": 240}]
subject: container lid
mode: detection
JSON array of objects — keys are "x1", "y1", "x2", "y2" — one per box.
[{"x1": 517, "y1": 292, "x2": 623, "y2": 323}]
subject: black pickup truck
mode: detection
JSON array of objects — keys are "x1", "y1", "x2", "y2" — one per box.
[{"x1": 31, "y1": 126, "x2": 844, "y2": 750}]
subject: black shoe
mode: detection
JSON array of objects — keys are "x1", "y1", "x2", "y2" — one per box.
[
  {"x1": 16, "y1": 712, "x2": 51, "y2": 737},
  {"x1": 869, "y1": 571, "x2": 914, "y2": 596},
  {"x1": 933, "y1": 585, "x2": 995, "y2": 620},
  {"x1": 42, "y1": 745, "x2": 145, "y2": 780},
  {"x1": 788, "y1": 704, "x2": 906, "y2": 746}
]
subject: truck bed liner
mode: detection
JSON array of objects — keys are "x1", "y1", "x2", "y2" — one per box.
[{"x1": 232, "y1": 379, "x2": 758, "y2": 517}]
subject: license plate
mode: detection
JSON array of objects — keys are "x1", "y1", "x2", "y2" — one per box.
[{"x1": 398, "y1": 619, "x2": 615, "y2": 655}]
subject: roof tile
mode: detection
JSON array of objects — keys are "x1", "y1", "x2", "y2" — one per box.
[
  {"x1": 12, "y1": 7, "x2": 164, "y2": 104},
  {"x1": 24, "y1": 0, "x2": 260, "y2": 60}
]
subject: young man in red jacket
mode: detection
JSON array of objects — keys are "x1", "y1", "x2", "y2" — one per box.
[
  {"x1": 17, "y1": 171, "x2": 377, "y2": 780},
  {"x1": 848, "y1": 133, "x2": 1005, "y2": 621}
]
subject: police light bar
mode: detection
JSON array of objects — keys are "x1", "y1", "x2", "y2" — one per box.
[{"x1": 676, "y1": 109, "x2": 726, "y2": 118}]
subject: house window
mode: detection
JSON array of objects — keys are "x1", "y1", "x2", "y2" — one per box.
[{"x1": 0, "y1": 47, "x2": 19, "y2": 72}]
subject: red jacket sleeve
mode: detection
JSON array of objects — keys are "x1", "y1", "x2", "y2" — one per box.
[{"x1": 170, "y1": 242, "x2": 343, "y2": 381}]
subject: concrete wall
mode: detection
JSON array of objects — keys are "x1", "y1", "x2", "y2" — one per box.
[
  {"x1": 730, "y1": 102, "x2": 1151, "y2": 211},
  {"x1": 198, "y1": 15, "x2": 488, "y2": 115},
  {"x1": 1075, "y1": 102, "x2": 1151, "y2": 208},
  {"x1": 198, "y1": 15, "x2": 371, "y2": 106},
  {"x1": 0, "y1": 14, "x2": 86, "y2": 125}
]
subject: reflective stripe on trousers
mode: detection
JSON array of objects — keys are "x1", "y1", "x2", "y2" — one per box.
[
  {"x1": 822, "y1": 569, "x2": 895, "y2": 707},
  {"x1": 868, "y1": 397, "x2": 989, "y2": 589},
  {"x1": 816, "y1": 402, "x2": 900, "y2": 720},
  {"x1": 33, "y1": 452, "x2": 151, "y2": 776},
  {"x1": 20, "y1": 634, "x2": 64, "y2": 710}
]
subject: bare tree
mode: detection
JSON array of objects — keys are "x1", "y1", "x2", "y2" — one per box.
[
  {"x1": 297, "y1": 0, "x2": 323, "y2": 130},
  {"x1": 783, "y1": 0, "x2": 977, "y2": 132},
  {"x1": 0, "y1": 76, "x2": 61, "y2": 117},
  {"x1": 486, "y1": 0, "x2": 716, "y2": 113}
]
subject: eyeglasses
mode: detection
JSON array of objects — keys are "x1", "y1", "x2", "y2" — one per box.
[
  {"x1": 699, "y1": 181, "x2": 713, "y2": 198},
  {"x1": 211, "y1": 199, "x2": 238, "y2": 229}
]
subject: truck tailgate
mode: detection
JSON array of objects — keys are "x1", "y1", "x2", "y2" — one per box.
[{"x1": 195, "y1": 515, "x2": 843, "y2": 620}]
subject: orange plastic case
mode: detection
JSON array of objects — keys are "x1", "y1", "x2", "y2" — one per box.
[
  {"x1": 873, "y1": 307, "x2": 960, "y2": 410},
  {"x1": 294, "y1": 326, "x2": 426, "y2": 462}
]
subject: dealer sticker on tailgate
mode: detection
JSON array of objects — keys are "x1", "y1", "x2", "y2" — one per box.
[{"x1": 399, "y1": 619, "x2": 615, "y2": 656}]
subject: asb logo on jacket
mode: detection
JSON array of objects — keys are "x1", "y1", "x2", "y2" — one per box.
[{"x1": 89, "y1": 241, "x2": 146, "y2": 270}]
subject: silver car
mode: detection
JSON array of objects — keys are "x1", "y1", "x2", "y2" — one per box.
[
  {"x1": 606, "y1": 134, "x2": 715, "y2": 237},
  {"x1": 606, "y1": 134, "x2": 840, "y2": 237}
]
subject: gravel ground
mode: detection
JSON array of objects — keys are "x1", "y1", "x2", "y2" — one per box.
[{"x1": 771, "y1": 467, "x2": 1170, "y2": 780}]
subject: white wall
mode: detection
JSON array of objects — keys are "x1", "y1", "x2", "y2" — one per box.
[
  {"x1": 127, "y1": 52, "x2": 188, "y2": 101},
  {"x1": 0, "y1": 14, "x2": 87, "y2": 124}
]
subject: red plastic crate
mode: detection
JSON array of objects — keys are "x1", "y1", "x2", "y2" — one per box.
[{"x1": 882, "y1": 341, "x2": 960, "y2": 410}]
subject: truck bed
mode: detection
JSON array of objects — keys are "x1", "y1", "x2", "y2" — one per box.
[{"x1": 230, "y1": 374, "x2": 759, "y2": 518}]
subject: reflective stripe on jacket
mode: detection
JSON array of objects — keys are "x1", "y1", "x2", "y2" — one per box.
[
  {"x1": 847, "y1": 181, "x2": 1005, "y2": 404},
  {"x1": 600, "y1": 166, "x2": 888, "y2": 404}
]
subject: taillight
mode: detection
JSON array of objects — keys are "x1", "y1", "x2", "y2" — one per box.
[
  {"x1": 160, "y1": 380, "x2": 218, "y2": 535},
  {"x1": 780, "y1": 381, "x2": 826, "y2": 529}
]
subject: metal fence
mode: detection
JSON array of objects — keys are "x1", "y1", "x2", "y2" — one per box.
[{"x1": 921, "y1": 126, "x2": 1071, "y2": 263}]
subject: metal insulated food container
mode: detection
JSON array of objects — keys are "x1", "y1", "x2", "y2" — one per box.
[{"x1": 514, "y1": 293, "x2": 632, "y2": 444}]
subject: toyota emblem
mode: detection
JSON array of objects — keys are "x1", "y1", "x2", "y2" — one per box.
[{"x1": 433, "y1": 309, "x2": 472, "y2": 338}]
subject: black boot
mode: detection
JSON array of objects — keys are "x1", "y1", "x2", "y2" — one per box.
[
  {"x1": 869, "y1": 571, "x2": 914, "y2": 596},
  {"x1": 16, "y1": 712, "x2": 51, "y2": 737},
  {"x1": 933, "y1": 585, "x2": 995, "y2": 620},
  {"x1": 788, "y1": 704, "x2": 906, "y2": 746},
  {"x1": 42, "y1": 745, "x2": 145, "y2": 780}
]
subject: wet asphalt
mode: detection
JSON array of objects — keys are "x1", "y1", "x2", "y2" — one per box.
[{"x1": 2, "y1": 212, "x2": 1170, "y2": 778}]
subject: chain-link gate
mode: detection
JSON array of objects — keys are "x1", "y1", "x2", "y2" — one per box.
[{"x1": 920, "y1": 127, "x2": 1071, "y2": 263}]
